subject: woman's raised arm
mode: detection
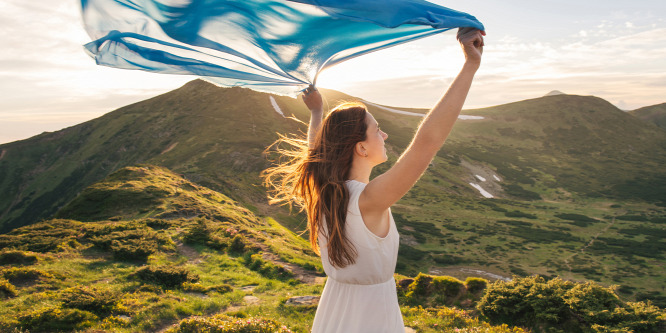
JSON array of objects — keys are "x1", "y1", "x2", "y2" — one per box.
[
  {"x1": 302, "y1": 85, "x2": 324, "y2": 149},
  {"x1": 361, "y1": 28, "x2": 485, "y2": 212}
]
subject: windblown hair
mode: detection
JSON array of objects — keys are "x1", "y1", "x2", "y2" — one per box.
[{"x1": 262, "y1": 102, "x2": 368, "y2": 268}]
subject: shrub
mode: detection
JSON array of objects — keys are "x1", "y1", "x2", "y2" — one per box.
[
  {"x1": 230, "y1": 234, "x2": 246, "y2": 252},
  {"x1": 132, "y1": 266, "x2": 198, "y2": 289},
  {"x1": 504, "y1": 210, "x2": 538, "y2": 219},
  {"x1": 18, "y1": 307, "x2": 98, "y2": 332},
  {"x1": 407, "y1": 273, "x2": 433, "y2": 297},
  {"x1": 60, "y1": 286, "x2": 120, "y2": 316},
  {"x1": 0, "y1": 251, "x2": 38, "y2": 266},
  {"x1": 183, "y1": 282, "x2": 232, "y2": 294},
  {"x1": 165, "y1": 314, "x2": 294, "y2": 333},
  {"x1": 477, "y1": 276, "x2": 575, "y2": 326},
  {"x1": 110, "y1": 238, "x2": 157, "y2": 261},
  {"x1": 478, "y1": 276, "x2": 666, "y2": 332},
  {"x1": 2, "y1": 267, "x2": 55, "y2": 285},
  {"x1": 465, "y1": 277, "x2": 489, "y2": 293},
  {"x1": 183, "y1": 218, "x2": 213, "y2": 245},
  {"x1": 243, "y1": 253, "x2": 293, "y2": 280},
  {"x1": 0, "y1": 278, "x2": 17, "y2": 298},
  {"x1": 145, "y1": 219, "x2": 170, "y2": 229},
  {"x1": 432, "y1": 276, "x2": 464, "y2": 297}
]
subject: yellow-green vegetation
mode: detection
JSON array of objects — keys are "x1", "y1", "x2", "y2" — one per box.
[
  {"x1": 0, "y1": 164, "x2": 663, "y2": 332},
  {"x1": 1, "y1": 81, "x2": 665, "y2": 308},
  {"x1": 477, "y1": 276, "x2": 666, "y2": 333},
  {"x1": 0, "y1": 165, "x2": 533, "y2": 332}
]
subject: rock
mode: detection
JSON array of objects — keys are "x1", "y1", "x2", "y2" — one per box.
[
  {"x1": 404, "y1": 327, "x2": 417, "y2": 333},
  {"x1": 243, "y1": 295, "x2": 260, "y2": 305},
  {"x1": 285, "y1": 295, "x2": 320, "y2": 306},
  {"x1": 241, "y1": 285, "x2": 257, "y2": 292}
]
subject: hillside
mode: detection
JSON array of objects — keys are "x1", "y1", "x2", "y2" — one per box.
[
  {"x1": 630, "y1": 102, "x2": 666, "y2": 131},
  {"x1": 1, "y1": 81, "x2": 665, "y2": 306},
  {"x1": 1, "y1": 165, "x2": 662, "y2": 332},
  {"x1": 0, "y1": 165, "x2": 525, "y2": 332}
]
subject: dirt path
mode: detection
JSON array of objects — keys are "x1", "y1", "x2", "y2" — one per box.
[
  {"x1": 245, "y1": 233, "x2": 325, "y2": 285},
  {"x1": 563, "y1": 216, "x2": 616, "y2": 273}
]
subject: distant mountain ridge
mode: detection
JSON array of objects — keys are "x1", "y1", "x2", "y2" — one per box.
[
  {"x1": 1, "y1": 80, "x2": 665, "y2": 232},
  {"x1": 2, "y1": 80, "x2": 666, "y2": 307},
  {"x1": 630, "y1": 102, "x2": 666, "y2": 130}
]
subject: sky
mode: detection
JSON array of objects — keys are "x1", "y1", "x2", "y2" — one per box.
[{"x1": 1, "y1": 0, "x2": 665, "y2": 144}]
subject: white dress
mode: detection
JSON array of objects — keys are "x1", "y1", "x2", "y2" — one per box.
[{"x1": 311, "y1": 180, "x2": 404, "y2": 333}]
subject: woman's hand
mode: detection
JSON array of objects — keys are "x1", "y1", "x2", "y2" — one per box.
[
  {"x1": 457, "y1": 28, "x2": 485, "y2": 66},
  {"x1": 302, "y1": 85, "x2": 323, "y2": 113}
]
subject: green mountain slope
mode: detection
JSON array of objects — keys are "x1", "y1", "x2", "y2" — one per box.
[
  {"x1": 0, "y1": 165, "x2": 540, "y2": 332},
  {"x1": 1, "y1": 165, "x2": 661, "y2": 333},
  {"x1": 1, "y1": 81, "x2": 665, "y2": 306},
  {"x1": 630, "y1": 102, "x2": 666, "y2": 131}
]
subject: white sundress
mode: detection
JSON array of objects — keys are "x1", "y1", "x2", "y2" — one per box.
[{"x1": 311, "y1": 179, "x2": 404, "y2": 333}]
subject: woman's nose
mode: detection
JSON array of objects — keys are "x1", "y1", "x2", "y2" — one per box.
[{"x1": 382, "y1": 131, "x2": 388, "y2": 140}]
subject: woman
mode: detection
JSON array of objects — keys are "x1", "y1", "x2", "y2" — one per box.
[{"x1": 263, "y1": 28, "x2": 484, "y2": 333}]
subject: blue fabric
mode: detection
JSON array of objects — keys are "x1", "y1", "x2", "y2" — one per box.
[{"x1": 81, "y1": 0, "x2": 484, "y2": 96}]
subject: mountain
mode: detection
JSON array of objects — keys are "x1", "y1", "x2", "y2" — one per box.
[
  {"x1": 544, "y1": 90, "x2": 565, "y2": 96},
  {"x1": 630, "y1": 102, "x2": 666, "y2": 131},
  {"x1": 4, "y1": 165, "x2": 658, "y2": 332},
  {"x1": 1, "y1": 81, "x2": 666, "y2": 307}
]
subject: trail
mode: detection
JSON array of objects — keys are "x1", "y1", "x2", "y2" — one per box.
[{"x1": 563, "y1": 217, "x2": 616, "y2": 273}]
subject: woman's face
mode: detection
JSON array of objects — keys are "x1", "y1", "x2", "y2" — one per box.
[{"x1": 361, "y1": 111, "x2": 388, "y2": 164}]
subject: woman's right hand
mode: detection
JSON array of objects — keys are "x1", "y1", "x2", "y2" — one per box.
[
  {"x1": 302, "y1": 85, "x2": 323, "y2": 113},
  {"x1": 457, "y1": 28, "x2": 485, "y2": 65}
]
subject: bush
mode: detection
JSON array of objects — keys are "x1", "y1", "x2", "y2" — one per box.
[
  {"x1": 145, "y1": 219, "x2": 170, "y2": 229},
  {"x1": 243, "y1": 253, "x2": 293, "y2": 280},
  {"x1": 432, "y1": 276, "x2": 464, "y2": 297},
  {"x1": 132, "y1": 266, "x2": 198, "y2": 289},
  {"x1": 165, "y1": 314, "x2": 294, "y2": 333},
  {"x1": 477, "y1": 276, "x2": 575, "y2": 326},
  {"x1": 18, "y1": 307, "x2": 98, "y2": 332},
  {"x1": 183, "y1": 282, "x2": 232, "y2": 294},
  {"x1": 465, "y1": 277, "x2": 488, "y2": 293},
  {"x1": 60, "y1": 286, "x2": 120, "y2": 316},
  {"x1": 0, "y1": 251, "x2": 38, "y2": 266},
  {"x1": 478, "y1": 276, "x2": 666, "y2": 332},
  {"x1": 110, "y1": 238, "x2": 157, "y2": 261},
  {"x1": 230, "y1": 234, "x2": 246, "y2": 252},
  {"x1": 2, "y1": 267, "x2": 55, "y2": 285},
  {"x1": 0, "y1": 278, "x2": 17, "y2": 298},
  {"x1": 406, "y1": 273, "x2": 433, "y2": 297},
  {"x1": 183, "y1": 218, "x2": 214, "y2": 245}
]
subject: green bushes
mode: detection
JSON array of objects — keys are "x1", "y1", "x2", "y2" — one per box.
[
  {"x1": 243, "y1": 253, "x2": 293, "y2": 280},
  {"x1": 18, "y1": 307, "x2": 98, "y2": 332},
  {"x1": 432, "y1": 276, "x2": 464, "y2": 297},
  {"x1": 477, "y1": 276, "x2": 666, "y2": 332},
  {"x1": 504, "y1": 210, "x2": 538, "y2": 219},
  {"x1": 2, "y1": 267, "x2": 56, "y2": 285},
  {"x1": 0, "y1": 278, "x2": 17, "y2": 298},
  {"x1": 165, "y1": 314, "x2": 293, "y2": 333},
  {"x1": 59, "y1": 286, "x2": 120, "y2": 316},
  {"x1": 182, "y1": 282, "x2": 232, "y2": 294},
  {"x1": 131, "y1": 265, "x2": 199, "y2": 289},
  {"x1": 465, "y1": 277, "x2": 488, "y2": 293},
  {"x1": 555, "y1": 213, "x2": 599, "y2": 227},
  {"x1": 0, "y1": 251, "x2": 38, "y2": 266}
]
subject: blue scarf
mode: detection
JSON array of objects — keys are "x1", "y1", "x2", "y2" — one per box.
[{"x1": 82, "y1": 0, "x2": 484, "y2": 96}]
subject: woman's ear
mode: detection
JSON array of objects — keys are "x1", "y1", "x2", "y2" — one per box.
[{"x1": 354, "y1": 142, "x2": 366, "y2": 157}]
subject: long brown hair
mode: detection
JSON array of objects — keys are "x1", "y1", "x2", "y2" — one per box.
[{"x1": 262, "y1": 102, "x2": 368, "y2": 268}]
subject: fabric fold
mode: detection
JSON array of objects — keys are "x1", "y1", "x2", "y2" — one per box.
[{"x1": 81, "y1": 0, "x2": 484, "y2": 96}]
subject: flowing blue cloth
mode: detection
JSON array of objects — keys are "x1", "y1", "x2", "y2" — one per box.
[{"x1": 82, "y1": 0, "x2": 484, "y2": 96}]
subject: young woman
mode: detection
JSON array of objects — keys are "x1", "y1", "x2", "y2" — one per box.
[{"x1": 263, "y1": 28, "x2": 484, "y2": 333}]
